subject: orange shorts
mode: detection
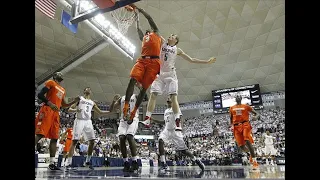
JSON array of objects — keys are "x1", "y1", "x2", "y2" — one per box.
[
  {"x1": 63, "y1": 139, "x2": 72, "y2": 152},
  {"x1": 130, "y1": 58, "x2": 160, "y2": 89},
  {"x1": 35, "y1": 105, "x2": 60, "y2": 139},
  {"x1": 233, "y1": 122, "x2": 253, "y2": 146}
]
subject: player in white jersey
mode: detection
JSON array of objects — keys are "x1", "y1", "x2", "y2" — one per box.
[
  {"x1": 65, "y1": 87, "x2": 112, "y2": 170},
  {"x1": 109, "y1": 93, "x2": 145, "y2": 172},
  {"x1": 142, "y1": 33, "x2": 216, "y2": 128},
  {"x1": 263, "y1": 131, "x2": 277, "y2": 165},
  {"x1": 152, "y1": 97, "x2": 205, "y2": 172}
]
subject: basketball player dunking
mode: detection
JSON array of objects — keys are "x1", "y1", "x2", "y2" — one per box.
[
  {"x1": 110, "y1": 92, "x2": 147, "y2": 172},
  {"x1": 65, "y1": 87, "x2": 112, "y2": 170},
  {"x1": 139, "y1": 32, "x2": 216, "y2": 129},
  {"x1": 152, "y1": 97, "x2": 205, "y2": 172},
  {"x1": 229, "y1": 95, "x2": 260, "y2": 170},
  {"x1": 35, "y1": 72, "x2": 80, "y2": 170},
  {"x1": 122, "y1": 6, "x2": 163, "y2": 124}
]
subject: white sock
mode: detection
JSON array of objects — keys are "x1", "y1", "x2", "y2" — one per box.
[
  {"x1": 132, "y1": 156, "x2": 137, "y2": 161},
  {"x1": 67, "y1": 157, "x2": 73, "y2": 165},
  {"x1": 123, "y1": 157, "x2": 128, "y2": 162},
  {"x1": 146, "y1": 111, "x2": 152, "y2": 118},
  {"x1": 50, "y1": 157, "x2": 55, "y2": 164},
  {"x1": 86, "y1": 155, "x2": 92, "y2": 163},
  {"x1": 160, "y1": 155, "x2": 165, "y2": 162}
]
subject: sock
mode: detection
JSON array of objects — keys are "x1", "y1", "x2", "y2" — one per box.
[
  {"x1": 50, "y1": 157, "x2": 55, "y2": 164},
  {"x1": 146, "y1": 111, "x2": 152, "y2": 118},
  {"x1": 160, "y1": 155, "x2": 165, "y2": 162},
  {"x1": 132, "y1": 156, "x2": 137, "y2": 161},
  {"x1": 123, "y1": 157, "x2": 128, "y2": 162},
  {"x1": 86, "y1": 155, "x2": 92, "y2": 163}
]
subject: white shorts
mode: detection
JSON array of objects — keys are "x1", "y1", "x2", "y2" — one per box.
[
  {"x1": 159, "y1": 129, "x2": 187, "y2": 151},
  {"x1": 265, "y1": 145, "x2": 276, "y2": 155},
  {"x1": 72, "y1": 119, "x2": 95, "y2": 141},
  {"x1": 117, "y1": 118, "x2": 139, "y2": 136},
  {"x1": 150, "y1": 70, "x2": 178, "y2": 95}
]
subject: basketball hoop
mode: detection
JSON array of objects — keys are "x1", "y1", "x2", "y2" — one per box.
[{"x1": 110, "y1": 4, "x2": 137, "y2": 35}]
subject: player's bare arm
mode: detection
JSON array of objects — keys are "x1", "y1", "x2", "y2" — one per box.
[
  {"x1": 135, "y1": 12, "x2": 144, "y2": 41},
  {"x1": 93, "y1": 103, "x2": 113, "y2": 116},
  {"x1": 109, "y1": 94, "x2": 121, "y2": 112},
  {"x1": 37, "y1": 86, "x2": 59, "y2": 111},
  {"x1": 177, "y1": 48, "x2": 216, "y2": 64},
  {"x1": 251, "y1": 109, "x2": 260, "y2": 121},
  {"x1": 136, "y1": 7, "x2": 160, "y2": 35},
  {"x1": 62, "y1": 96, "x2": 80, "y2": 108},
  {"x1": 68, "y1": 103, "x2": 80, "y2": 113}
]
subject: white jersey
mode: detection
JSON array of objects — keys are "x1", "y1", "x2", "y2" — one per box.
[
  {"x1": 160, "y1": 43, "x2": 178, "y2": 72},
  {"x1": 264, "y1": 135, "x2": 275, "y2": 145},
  {"x1": 163, "y1": 108, "x2": 182, "y2": 130},
  {"x1": 120, "y1": 95, "x2": 139, "y2": 120},
  {"x1": 76, "y1": 96, "x2": 95, "y2": 120}
]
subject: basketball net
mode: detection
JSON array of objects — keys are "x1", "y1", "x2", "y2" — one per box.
[{"x1": 110, "y1": 6, "x2": 137, "y2": 35}]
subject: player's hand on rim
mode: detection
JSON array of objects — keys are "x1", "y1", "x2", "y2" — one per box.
[{"x1": 207, "y1": 57, "x2": 216, "y2": 64}]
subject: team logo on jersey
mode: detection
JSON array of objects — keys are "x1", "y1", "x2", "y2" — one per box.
[{"x1": 162, "y1": 47, "x2": 175, "y2": 54}]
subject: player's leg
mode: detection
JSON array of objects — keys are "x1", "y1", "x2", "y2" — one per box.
[
  {"x1": 129, "y1": 59, "x2": 160, "y2": 120},
  {"x1": 45, "y1": 110, "x2": 61, "y2": 170},
  {"x1": 83, "y1": 120, "x2": 96, "y2": 170},
  {"x1": 126, "y1": 118, "x2": 140, "y2": 171},
  {"x1": 62, "y1": 139, "x2": 71, "y2": 166},
  {"x1": 158, "y1": 130, "x2": 170, "y2": 171},
  {"x1": 243, "y1": 123, "x2": 259, "y2": 170},
  {"x1": 118, "y1": 120, "x2": 130, "y2": 171},
  {"x1": 172, "y1": 130, "x2": 205, "y2": 171},
  {"x1": 167, "y1": 71, "x2": 181, "y2": 127},
  {"x1": 35, "y1": 106, "x2": 53, "y2": 146},
  {"x1": 66, "y1": 120, "x2": 83, "y2": 170},
  {"x1": 123, "y1": 59, "x2": 145, "y2": 116},
  {"x1": 144, "y1": 76, "x2": 165, "y2": 126}
]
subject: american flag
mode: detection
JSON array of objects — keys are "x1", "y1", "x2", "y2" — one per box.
[{"x1": 35, "y1": 0, "x2": 57, "y2": 19}]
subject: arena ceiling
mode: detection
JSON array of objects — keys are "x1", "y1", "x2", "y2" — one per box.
[{"x1": 35, "y1": 0, "x2": 285, "y2": 104}]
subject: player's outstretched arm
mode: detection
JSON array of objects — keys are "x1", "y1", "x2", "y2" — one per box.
[
  {"x1": 68, "y1": 103, "x2": 78, "y2": 113},
  {"x1": 135, "y1": 11, "x2": 144, "y2": 41},
  {"x1": 62, "y1": 96, "x2": 80, "y2": 108},
  {"x1": 250, "y1": 109, "x2": 260, "y2": 121},
  {"x1": 177, "y1": 48, "x2": 216, "y2": 64},
  {"x1": 109, "y1": 94, "x2": 121, "y2": 112},
  {"x1": 136, "y1": 7, "x2": 159, "y2": 34},
  {"x1": 93, "y1": 103, "x2": 115, "y2": 116}
]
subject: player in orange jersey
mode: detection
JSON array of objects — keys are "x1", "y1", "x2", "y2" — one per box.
[
  {"x1": 229, "y1": 95, "x2": 260, "y2": 170},
  {"x1": 35, "y1": 72, "x2": 80, "y2": 170},
  {"x1": 122, "y1": 6, "x2": 164, "y2": 124},
  {"x1": 60, "y1": 125, "x2": 73, "y2": 167}
]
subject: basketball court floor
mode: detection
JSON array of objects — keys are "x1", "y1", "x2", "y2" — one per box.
[{"x1": 35, "y1": 165, "x2": 285, "y2": 179}]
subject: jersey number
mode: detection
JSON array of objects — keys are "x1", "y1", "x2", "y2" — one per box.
[
  {"x1": 164, "y1": 53, "x2": 168, "y2": 61},
  {"x1": 235, "y1": 109, "x2": 242, "y2": 115},
  {"x1": 56, "y1": 91, "x2": 63, "y2": 99},
  {"x1": 85, "y1": 105, "x2": 89, "y2": 112}
]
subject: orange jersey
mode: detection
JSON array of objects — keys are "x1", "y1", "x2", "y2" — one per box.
[
  {"x1": 66, "y1": 128, "x2": 73, "y2": 139},
  {"x1": 44, "y1": 80, "x2": 66, "y2": 109},
  {"x1": 229, "y1": 104, "x2": 253, "y2": 124},
  {"x1": 141, "y1": 32, "x2": 162, "y2": 56}
]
